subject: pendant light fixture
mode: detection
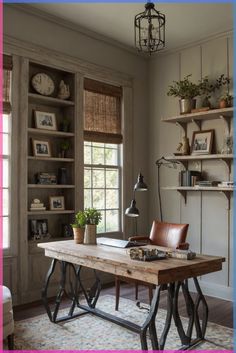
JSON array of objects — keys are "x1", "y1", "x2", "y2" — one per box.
[{"x1": 134, "y1": 2, "x2": 166, "y2": 55}]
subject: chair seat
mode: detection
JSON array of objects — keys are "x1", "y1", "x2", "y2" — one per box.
[
  {"x1": 3, "y1": 286, "x2": 13, "y2": 315},
  {"x1": 2, "y1": 286, "x2": 14, "y2": 341}
]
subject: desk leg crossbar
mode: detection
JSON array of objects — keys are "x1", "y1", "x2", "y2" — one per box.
[{"x1": 42, "y1": 259, "x2": 208, "y2": 350}]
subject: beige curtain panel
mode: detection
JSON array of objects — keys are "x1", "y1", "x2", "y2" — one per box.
[
  {"x1": 84, "y1": 78, "x2": 122, "y2": 144},
  {"x1": 3, "y1": 55, "x2": 13, "y2": 114}
]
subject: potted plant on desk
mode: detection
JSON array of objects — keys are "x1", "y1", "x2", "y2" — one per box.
[
  {"x1": 71, "y1": 211, "x2": 86, "y2": 244},
  {"x1": 84, "y1": 208, "x2": 102, "y2": 245}
]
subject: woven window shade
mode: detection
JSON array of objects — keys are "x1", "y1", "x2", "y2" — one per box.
[
  {"x1": 84, "y1": 78, "x2": 122, "y2": 144},
  {"x1": 3, "y1": 55, "x2": 13, "y2": 114}
]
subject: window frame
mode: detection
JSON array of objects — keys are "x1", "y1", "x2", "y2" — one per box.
[{"x1": 84, "y1": 141, "x2": 122, "y2": 235}]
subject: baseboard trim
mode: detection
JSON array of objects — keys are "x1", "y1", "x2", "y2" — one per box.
[{"x1": 188, "y1": 279, "x2": 233, "y2": 302}]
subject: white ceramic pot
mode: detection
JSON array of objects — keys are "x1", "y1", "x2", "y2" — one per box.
[{"x1": 84, "y1": 224, "x2": 97, "y2": 244}]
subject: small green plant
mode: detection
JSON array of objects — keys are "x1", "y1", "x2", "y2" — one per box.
[
  {"x1": 60, "y1": 140, "x2": 70, "y2": 151},
  {"x1": 167, "y1": 74, "x2": 200, "y2": 99},
  {"x1": 84, "y1": 208, "x2": 102, "y2": 225},
  {"x1": 71, "y1": 210, "x2": 87, "y2": 228},
  {"x1": 199, "y1": 74, "x2": 231, "y2": 106},
  {"x1": 60, "y1": 118, "x2": 70, "y2": 132}
]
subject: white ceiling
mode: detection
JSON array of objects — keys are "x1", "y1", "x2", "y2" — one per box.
[{"x1": 30, "y1": 3, "x2": 233, "y2": 53}]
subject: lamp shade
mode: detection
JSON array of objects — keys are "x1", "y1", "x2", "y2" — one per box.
[
  {"x1": 134, "y1": 173, "x2": 148, "y2": 191},
  {"x1": 125, "y1": 199, "x2": 139, "y2": 217}
]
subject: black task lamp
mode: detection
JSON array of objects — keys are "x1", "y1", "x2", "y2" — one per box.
[{"x1": 125, "y1": 173, "x2": 148, "y2": 234}]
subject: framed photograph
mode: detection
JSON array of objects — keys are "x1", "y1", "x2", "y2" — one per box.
[
  {"x1": 29, "y1": 219, "x2": 49, "y2": 240},
  {"x1": 49, "y1": 196, "x2": 65, "y2": 210},
  {"x1": 32, "y1": 139, "x2": 51, "y2": 157},
  {"x1": 191, "y1": 130, "x2": 214, "y2": 155},
  {"x1": 34, "y1": 111, "x2": 57, "y2": 131}
]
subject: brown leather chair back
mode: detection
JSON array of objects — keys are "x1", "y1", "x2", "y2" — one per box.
[{"x1": 149, "y1": 220, "x2": 189, "y2": 248}]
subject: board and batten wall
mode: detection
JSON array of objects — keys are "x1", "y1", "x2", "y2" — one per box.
[{"x1": 148, "y1": 32, "x2": 233, "y2": 300}]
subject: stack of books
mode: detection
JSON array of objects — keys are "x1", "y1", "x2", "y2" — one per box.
[
  {"x1": 179, "y1": 170, "x2": 201, "y2": 187},
  {"x1": 197, "y1": 180, "x2": 220, "y2": 187},
  {"x1": 30, "y1": 199, "x2": 46, "y2": 211}
]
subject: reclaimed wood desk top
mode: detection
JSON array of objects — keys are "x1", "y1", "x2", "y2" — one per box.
[{"x1": 38, "y1": 240, "x2": 225, "y2": 285}]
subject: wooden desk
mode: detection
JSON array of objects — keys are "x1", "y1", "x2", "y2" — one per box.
[{"x1": 39, "y1": 240, "x2": 225, "y2": 351}]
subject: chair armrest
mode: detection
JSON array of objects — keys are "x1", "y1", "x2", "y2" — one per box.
[
  {"x1": 128, "y1": 235, "x2": 150, "y2": 242},
  {"x1": 176, "y1": 242, "x2": 189, "y2": 250}
]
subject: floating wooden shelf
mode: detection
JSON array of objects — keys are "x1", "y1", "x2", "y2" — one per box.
[
  {"x1": 28, "y1": 128, "x2": 74, "y2": 137},
  {"x1": 28, "y1": 210, "x2": 75, "y2": 215},
  {"x1": 28, "y1": 93, "x2": 75, "y2": 107},
  {"x1": 28, "y1": 184, "x2": 75, "y2": 189},
  {"x1": 28, "y1": 156, "x2": 74, "y2": 162}
]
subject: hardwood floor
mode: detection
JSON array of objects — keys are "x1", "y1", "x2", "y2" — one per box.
[{"x1": 13, "y1": 282, "x2": 233, "y2": 328}]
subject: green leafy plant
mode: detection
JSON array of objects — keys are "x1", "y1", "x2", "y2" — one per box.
[
  {"x1": 167, "y1": 75, "x2": 200, "y2": 99},
  {"x1": 60, "y1": 140, "x2": 70, "y2": 151},
  {"x1": 60, "y1": 118, "x2": 70, "y2": 132},
  {"x1": 199, "y1": 74, "x2": 231, "y2": 103},
  {"x1": 84, "y1": 208, "x2": 102, "y2": 225},
  {"x1": 71, "y1": 210, "x2": 87, "y2": 228}
]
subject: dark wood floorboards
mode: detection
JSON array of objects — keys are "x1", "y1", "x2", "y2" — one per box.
[{"x1": 13, "y1": 282, "x2": 233, "y2": 328}]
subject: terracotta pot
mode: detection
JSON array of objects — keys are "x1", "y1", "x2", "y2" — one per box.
[
  {"x1": 73, "y1": 227, "x2": 85, "y2": 244},
  {"x1": 219, "y1": 99, "x2": 228, "y2": 109},
  {"x1": 84, "y1": 224, "x2": 97, "y2": 245}
]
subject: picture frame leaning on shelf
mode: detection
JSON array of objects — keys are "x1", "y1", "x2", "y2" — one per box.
[
  {"x1": 34, "y1": 110, "x2": 57, "y2": 131},
  {"x1": 191, "y1": 129, "x2": 214, "y2": 155}
]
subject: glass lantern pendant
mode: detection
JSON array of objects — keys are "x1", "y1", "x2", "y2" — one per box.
[{"x1": 134, "y1": 2, "x2": 166, "y2": 55}]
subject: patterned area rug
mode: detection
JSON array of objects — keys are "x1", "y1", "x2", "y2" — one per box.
[{"x1": 14, "y1": 295, "x2": 233, "y2": 350}]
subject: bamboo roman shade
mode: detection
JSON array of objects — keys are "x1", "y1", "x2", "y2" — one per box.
[
  {"x1": 3, "y1": 54, "x2": 13, "y2": 114},
  {"x1": 84, "y1": 78, "x2": 122, "y2": 144}
]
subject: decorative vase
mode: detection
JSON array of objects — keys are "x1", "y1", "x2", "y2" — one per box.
[
  {"x1": 181, "y1": 137, "x2": 190, "y2": 155},
  {"x1": 84, "y1": 224, "x2": 97, "y2": 245},
  {"x1": 221, "y1": 136, "x2": 233, "y2": 154},
  {"x1": 58, "y1": 168, "x2": 67, "y2": 184},
  {"x1": 73, "y1": 227, "x2": 85, "y2": 244},
  {"x1": 179, "y1": 99, "x2": 196, "y2": 114}
]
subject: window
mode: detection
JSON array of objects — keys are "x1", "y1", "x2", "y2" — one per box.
[
  {"x1": 84, "y1": 142, "x2": 121, "y2": 233},
  {"x1": 2, "y1": 55, "x2": 12, "y2": 249},
  {"x1": 84, "y1": 78, "x2": 122, "y2": 234}
]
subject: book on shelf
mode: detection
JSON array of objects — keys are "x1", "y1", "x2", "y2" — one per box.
[
  {"x1": 179, "y1": 170, "x2": 201, "y2": 187},
  {"x1": 197, "y1": 180, "x2": 220, "y2": 187},
  {"x1": 218, "y1": 181, "x2": 234, "y2": 188},
  {"x1": 30, "y1": 207, "x2": 46, "y2": 211},
  {"x1": 30, "y1": 203, "x2": 44, "y2": 208}
]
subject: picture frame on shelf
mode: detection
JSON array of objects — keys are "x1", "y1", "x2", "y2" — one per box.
[
  {"x1": 34, "y1": 111, "x2": 57, "y2": 131},
  {"x1": 49, "y1": 196, "x2": 65, "y2": 210},
  {"x1": 32, "y1": 139, "x2": 51, "y2": 157},
  {"x1": 29, "y1": 219, "x2": 49, "y2": 240},
  {"x1": 191, "y1": 130, "x2": 214, "y2": 155}
]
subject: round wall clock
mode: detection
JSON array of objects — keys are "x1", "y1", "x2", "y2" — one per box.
[{"x1": 31, "y1": 73, "x2": 55, "y2": 96}]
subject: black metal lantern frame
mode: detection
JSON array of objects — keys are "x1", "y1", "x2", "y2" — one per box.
[{"x1": 135, "y1": 2, "x2": 166, "y2": 55}]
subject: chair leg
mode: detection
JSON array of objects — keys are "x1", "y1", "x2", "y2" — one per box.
[
  {"x1": 7, "y1": 334, "x2": 14, "y2": 350},
  {"x1": 135, "y1": 282, "x2": 139, "y2": 300},
  {"x1": 115, "y1": 277, "x2": 120, "y2": 311},
  {"x1": 148, "y1": 285, "x2": 153, "y2": 304}
]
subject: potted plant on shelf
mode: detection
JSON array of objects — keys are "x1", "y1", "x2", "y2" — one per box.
[
  {"x1": 167, "y1": 74, "x2": 200, "y2": 114},
  {"x1": 199, "y1": 74, "x2": 231, "y2": 108},
  {"x1": 84, "y1": 208, "x2": 102, "y2": 245},
  {"x1": 60, "y1": 117, "x2": 70, "y2": 132},
  {"x1": 219, "y1": 93, "x2": 233, "y2": 109},
  {"x1": 71, "y1": 210, "x2": 87, "y2": 244},
  {"x1": 59, "y1": 140, "x2": 70, "y2": 158}
]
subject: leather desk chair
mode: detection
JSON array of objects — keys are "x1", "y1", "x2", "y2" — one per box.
[
  {"x1": 2, "y1": 285, "x2": 14, "y2": 349},
  {"x1": 115, "y1": 220, "x2": 189, "y2": 311}
]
